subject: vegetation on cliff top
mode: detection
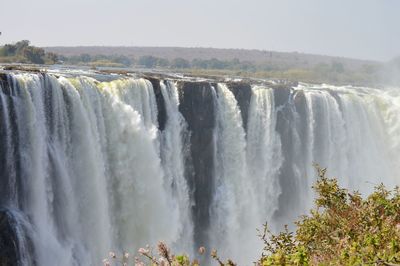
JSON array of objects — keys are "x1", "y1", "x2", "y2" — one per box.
[
  {"x1": 103, "y1": 167, "x2": 400, "y2": 266},
  {"x1": 0, "y1": 40, "x2": 58, "y2": 64},
  {"x1": 60, "y1": 53, "x2": 390, "y2": 86},
  {"x1": 2, "y1": 40, "x2": 400, "y2": 86}
]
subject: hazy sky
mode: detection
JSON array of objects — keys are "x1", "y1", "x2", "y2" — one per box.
[{"x1": 1, "y1": 0, "x2": 399, "y2": 61}]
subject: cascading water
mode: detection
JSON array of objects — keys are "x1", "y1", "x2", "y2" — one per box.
[
  {"x1": 159, "y1": 80, "x2": 194, "y2": 252},
  {"x1": 0, "y1": 71, "x2": 399, "y2": 265},
  {"x1": 246, "y1": 86, "x2": 283, "y2": 229},
  {"x1": 0, "y1": 74, "x2": 190, "y2": 265},
  {"x1": 209, "y1": 84, "x2": 259, "y2": 263}
]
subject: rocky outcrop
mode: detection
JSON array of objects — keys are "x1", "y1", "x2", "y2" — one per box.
[
  {"x1": 147, "y1": 77, "x2": 167, "y2": 131},
  {"x1": 0, "y1": 75, "x2": 23, "y2": 209},
  {"x1": 226, "y1": 82, "x2": 252, "y2": 132},
  {"x1": 0, "y1": 73, "x2": 11, "y2": 96}
]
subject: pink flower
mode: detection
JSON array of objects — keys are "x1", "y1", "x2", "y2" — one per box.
[
  {"x1": 138, "y1": 248, "x2": 150, "y2": 255},
  {"x1": 158, "y1": 257, "x2": 168, "y2": 266},
  {"x1": 198, "y1": 246, "x2": 206, "y2": 255}
]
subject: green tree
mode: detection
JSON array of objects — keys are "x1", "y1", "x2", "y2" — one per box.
[
  {"x1": 15, "y1": 40, "x2": 30, "y2": 54},
  {"x1": 156, "y1": 58, "x2": 169, "y2": 67},
  {"x1": 45, "y1": 52, "x2": 59, "y2": 64},
  {"x1": 138, "y1": 55, "x2": 159, "y2": 68},
  {"x1": 172, "y1": 58, "x2": 190, "y2": 69},
  {"x1": 331, "y1": 61, "x2": 345, "y2": 73},
  {"x1": 22, "y1": 46, "x2": 45, "y2": 64},
  {"x1": 80, "y1": 53, "x2": 92, "y2": 63}
]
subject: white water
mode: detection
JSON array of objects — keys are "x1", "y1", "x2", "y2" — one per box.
[
  {"x1": 246, "y1": 86, "x2": 283, "y2": 228},
  {"x1": 0, "y1": 73, "x2": 399, "y2": 265},
  {"x1": 290, "y1": 85, "x2": 399, "y2": 214},
  {"x1": 159, "y1": 80, "x2": 194, "y2": 252},
  {"x1": 210, "y1": 84, "x2": 259, "y2": 264},
  {"x1": 0, "y1": 74, "x2": 189, "y2": 265}
]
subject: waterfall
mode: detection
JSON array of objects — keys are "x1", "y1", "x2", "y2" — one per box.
[
  {"x1": 0, "y1": 74, "x2": 186, "y2": 265},
  {"x1": 210, "y1": 83, "x2": 259, "y2": 264},
  {"x1": 246, "y1": 86, "x2": 283, "y2": 228},
  {"x1": 85, "y1": 77, "x2": 182, "y2": 254},
  {"x1": 159, "y1": 80, "x2": 194, "y2": 252},
  {"x1": 297, "y1": 85, "x2": 397, "y2": 191},
  {"x1": 0, "y1": 72, "x2": 399, "y2": 265}
]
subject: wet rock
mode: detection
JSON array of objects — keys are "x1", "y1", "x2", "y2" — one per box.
[
  {"x1": 226, "y1": 82, "x2": 252, "y2": 132},
  {"x1": 0, "y1": 210, "x2": 20, "y2": 266},
  {"x1": 147, "y1": 77, "x2": 167, "y2": 131},
  {"x1": 177, "y1": 81, "x2": 215, "y2": 247},
  {"x1": 272, "y1": 86, "x2": 304, "y2": 225}
]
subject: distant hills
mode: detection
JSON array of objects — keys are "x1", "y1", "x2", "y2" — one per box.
[
  {"x1": 0, "y1": 43, "x2": 394, "y2": 86},
  {"x1": 45, "y1": 46, "x2": 399, "y2": 86},
  {"x1": 45, "y1": 46, "x2": 375, "y2": 71}
]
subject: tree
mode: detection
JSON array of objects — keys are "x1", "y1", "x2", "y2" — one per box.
[
  {"x1": 172, "y1": 58, "x2": 190, "y2": 69},
  {"x1": 45, "y1": 52, "x2": 59, "y2": 64},
  {"x1": 80, "y1": 53, "x2": 92, "y2": 63},
  {"x1": 156, "y1": 58, "x2": 169, "y2": 67},
  {"x1": 22, "y1": 46, "x2": 45, "y2": 64},
  {"x1": 112, "y1": 55, "x2": 132, "y2": 66},
  {"x1": 192, "y1": 58, "x2": 208, "y2": 69},
  {"x1": 138, "y1": 55, "x2": 159, "y2": 68},
  {"x1": 14, "y1": 40, "x2": 30, "y2": 54},
  {"x1": 331, "y1": 61, "x2": 345, "y2": 73}
]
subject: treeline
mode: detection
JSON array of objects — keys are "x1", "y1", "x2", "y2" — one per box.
[
  {"x1": 58, "y1": 52, "x2": 400, "y2": 86},
  {"x1": 0, "y1": 40, "x2": 58, "y2": 64},
  {"x1": 60, "y1": 53, "x2": 265, "y2": 71},
  {"x1": 2, "y1": 40, "x2": 400, "y2": 86},
  {"x1": 60, "y1": 53, "x2": 400, "y2": 86},
  {"x1": 61, "y1": 53, "x2": 359, "y2": 74},
  {"x1": 60, "y1": 53, "x2": 132, "y2": 68},
  {"x1": 135, "y1": 56, "x2": 262, "y2": 71}
]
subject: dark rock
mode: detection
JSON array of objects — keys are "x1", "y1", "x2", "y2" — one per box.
[
  {"x1": 147, "y1": 77, "x2": 167, "y2": 131},
  {"x1": 177, "y1": 81, "x2": 215, "y2": 247},
  {"x1": 0, "y1": 210, "x2": 21, "y2": 266},
  {"x1": 226, "y1": 82, "x2": 252, "y2": 132},
  {"x1": 0, "y1": 74, "x2": 10, "y2": 94},
  {"x1": 272, "y1": 86, "x2": 291, "y2": 107},
  {"x1": 272, "y1": 86, "x2": 304, "y2": 225}
]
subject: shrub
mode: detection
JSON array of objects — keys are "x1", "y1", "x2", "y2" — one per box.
[
  {"x1": 259, "y1": 166, "x2": 400, "y2": 265},
  {"x1": 0, "y1": 40, "x2": 58, "y2": 64}
]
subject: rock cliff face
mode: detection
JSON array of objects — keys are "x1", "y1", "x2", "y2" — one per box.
[
  {"x1": 273, "y1": 87, "x2": 303, "y2": 223},
  {"x1": 147, "y1": 77, "x2": 167, "y2": 130},
  {"x1": 0, "y1": 76, "x2": 27, "y2": 266},
  {"x1": 149, "y1": 78, "x2": 297, "y2": 245},
  {"x1": 177, "y1": 81, "x2": 216, "y2": 246},
  {"x1": 0, "y1": 75, "x2": 23, "y2": 210},
  {"x1": 226, "y1": 82, "x2": 252, "y2": 132},
  {"x1": 0, "y1": 210, "x2": 22, "y2": 266}
]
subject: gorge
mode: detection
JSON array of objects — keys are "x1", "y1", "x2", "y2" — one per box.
[{"x1": 0, "y1": 70, "x2": 399, "y2": 265}]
